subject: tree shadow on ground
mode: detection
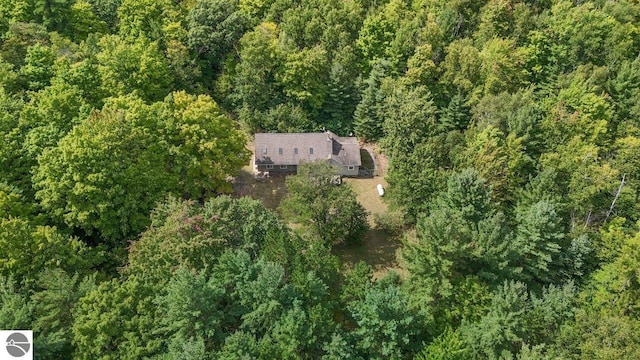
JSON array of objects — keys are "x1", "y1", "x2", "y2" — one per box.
[
  {"x1": 333, "y1": 229, "x2": 404, "y2": 279},
  {"x1": 232, "y1": 169, "x2": 288, "y2": 210}
]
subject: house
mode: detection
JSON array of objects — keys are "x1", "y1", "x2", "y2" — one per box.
[{"x1": 254, "y1": 131, "x2": 362, "y2": 176}]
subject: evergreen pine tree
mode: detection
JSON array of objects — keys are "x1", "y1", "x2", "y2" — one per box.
[{"x1": 353, "y1": 60, "x2": 387, "y2": 141}]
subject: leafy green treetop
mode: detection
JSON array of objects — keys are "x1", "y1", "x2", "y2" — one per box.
[
  {"x1": 34, "y1": 93, "x2": 249, "y2": 243},
  {"x1": 279, "y1": 161, "x2": 368, "y2": 246}
]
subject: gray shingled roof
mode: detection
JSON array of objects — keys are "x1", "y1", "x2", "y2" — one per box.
[{"x1": 254, "y1": 131, "x2": 361, "y2": 167}]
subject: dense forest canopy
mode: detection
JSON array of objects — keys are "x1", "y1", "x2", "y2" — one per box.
[{"x1": 1, "y1": 0, "x2": 640, "y2": 358}]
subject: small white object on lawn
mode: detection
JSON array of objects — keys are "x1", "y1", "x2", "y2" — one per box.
[{"x1": 377, "y1": 184, "x2": 384, "y2": 196}]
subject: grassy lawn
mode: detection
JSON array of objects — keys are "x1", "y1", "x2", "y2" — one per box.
[
  {"x1": 232, "y1": 169, "x2": 287, "y2": 210},
  {"x1": 343, "y1": 176, "x2": 388, "y2": 222},
  {"x1": 333, "y1": 156, "x2": 403, "y2": 279},
  {"x1": 332, "y1": 229, "x2": 405, "y2": 280}
]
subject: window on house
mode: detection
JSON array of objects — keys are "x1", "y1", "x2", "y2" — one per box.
[
  {"x1": 263, "y1": 148, "x2": 267, "y2": 154},
  {"x1": 278, "y1": 148, "x2": 283, "y2": 155},
  {"x1": 294, "y1": 148, "x2": 298, "y2": 155},
  {"x1": 309, "y1": 147, "x2": 314, "y2": 154},
  {"x1": 348, "y1": 165, "x2": 355, "y2": 170},
  {"x1": 280, "y1": 165, "x2": 287, "y2": 169},
  {"x1": 266, "y1": 164, "x2": 274, "y2": 169}
]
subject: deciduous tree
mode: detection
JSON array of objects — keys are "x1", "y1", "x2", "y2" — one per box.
[
  {"x1": 97, "y1": 35, "x2": 173, "y2": 102},
  {"x1": 280, "y1": 161, "x2": 368, "y2": 246},
  {"x1": 187, "y1": 0, "x2": 250, "y2": 71}
]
